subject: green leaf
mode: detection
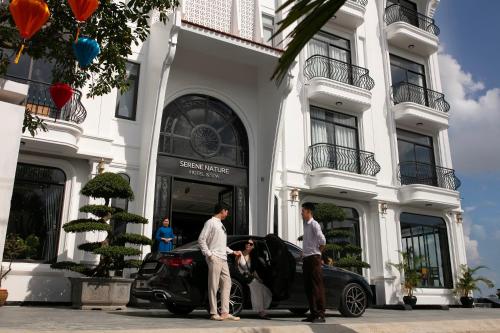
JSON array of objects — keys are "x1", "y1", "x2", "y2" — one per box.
[
  {"x1": 81, "y1": 172, "x2": 134, "y2": 202},
  {"x1": 93, "y1": 246, "x2": 141, "y2": 257},
  {"x1": 123, "y1": 259, "x2": 143, "y2": 268},
  {"x1": 112, "y1": 212, "x2": 148, "y2": 224},
  {"x1": 63, "y1": 219, "x2": 111, "y2": 233},
  {"x1": 115, "y1": 233, "x2": 153, "y2": 246},
  {"x1": 80, "y1": 205, "x2": 115, "y2": 218},
  {"x1": 77, "y1": 242, "x2": 103, "y2": 252},
  {"x1": 50, "y1": 261, "x2": 93, "y2": 275},
  {"x1": 271, "y1": 0, "x2": 348, "y2": 83},
  {"x1": 315, "y1": 203, "x2": 346, "y2": 222}
]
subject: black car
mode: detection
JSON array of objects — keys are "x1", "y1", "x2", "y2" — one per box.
[{"x1": 132, "y1": 235, "x2": 372, "y2": 317}]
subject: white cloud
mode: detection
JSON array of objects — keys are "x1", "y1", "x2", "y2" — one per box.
[
  {"x1": 438, "y1": 53, "x2": 500, "y2": 173},
  {"x1": 464, "y1": 206, "x2": 477, "y2": 213},
  {"x1": 462, "y1": 216, "x2": 481, "y2": 265},
  {"x1": 495, "y1": 229, "x2": 500, "y2": 240}
]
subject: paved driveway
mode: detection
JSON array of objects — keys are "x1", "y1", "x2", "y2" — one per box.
[{"x1": 0, "y1": 306, "x2": 499, "y2": 333}]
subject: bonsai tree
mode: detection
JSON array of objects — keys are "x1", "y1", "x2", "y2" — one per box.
[
  {"x1": 298, "y1": 203, "x2": 370, "y2": 271},
  {"x1": 51, "y1": 172, "x2": 152, "y2": 277},
  {"x1": 454, "y1": 265, "x2": 493, "y2": 308},
  {"x1": 388, "y1": 250, "x2": 423, "y2": 306},
  {"x1": 1, "y1": 234, "x2": 27, "y2": 288}
]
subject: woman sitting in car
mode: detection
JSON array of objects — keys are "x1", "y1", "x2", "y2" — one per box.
[{"x1": 237, "y1": 239, "x2": 272, "y2": 320}]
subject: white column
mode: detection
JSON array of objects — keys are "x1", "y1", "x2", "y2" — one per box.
[
  {"x1": 0, "y1": 80, "x2": 28, "y2": 262},
  {"x1": 231, "y1": 0, "x2": 242, "y2": 36}
]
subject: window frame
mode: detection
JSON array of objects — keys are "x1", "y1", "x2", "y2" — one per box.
[
  {"x1": 261, "y1": 13, "x2": 276, "y2": 47},
  {"x1": 308, "y1": 31, "x2": 352, "y2": 64},
  {"x1": 399, "y1": 212, "x2": 453, "y2": 289},
  {"x1": 396, "y1": 128, "x2": 435, "y2": 165},
  {"x1": 390, "y1": 54, "x2": 427, "y2": 88},
  {"x1": 310, "y1": 105, "x2": 360, "y2": 150},
  {"x1": 115, "y1": 61, "x2": 140, "y2": 121}
]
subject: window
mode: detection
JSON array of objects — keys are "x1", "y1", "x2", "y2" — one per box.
[
  {"x1": 400, "y1": 213, "x2": 453, "y2": 288},
  {"x1": 308, "y1": 31, "x2": 351, "y2": 63},
  {"x1": 397, "y1": 129, "x2": 437, "y2": 186},
  {"x1": 115, "y1": 62, "x2": 140, "y2": 120},
  {"x1": 310, "y1": 106, "x2": 360, "y2": 173},
  {"x1": 5, "y1": 163, "x2": 66, "y2": 263},
  {"x1": 390, "y1": 54, "x2": 426, "y2": 87},
  {"x1": 262, "y1": 14, "x2": 275, "y2": 47},
  {"x1": 3, "y1": 51, "x2": 54, "y2": 83}
]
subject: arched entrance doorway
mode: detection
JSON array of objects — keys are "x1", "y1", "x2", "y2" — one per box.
[{"x1": 153, "y1": 94, "x2": 249, "y2": 246}]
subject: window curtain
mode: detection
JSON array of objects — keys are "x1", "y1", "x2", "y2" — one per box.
[
  {"x1": 42, "y1": 185, "x2": 63, "y2": 262},
  {"x1": 310, "y1": 108, "x2": 329, "y2": 144}
]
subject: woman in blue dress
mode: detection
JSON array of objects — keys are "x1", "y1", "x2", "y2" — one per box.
[{"x1": 155, "y1": 218, "x2": 175, "y2": 253}]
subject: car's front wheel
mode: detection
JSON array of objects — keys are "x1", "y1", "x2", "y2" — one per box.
[
  {"x1": 215, "y1": 279, "x2": 245, "y2": 316},
  {"x1": 338, "y1": 282, "x2": 367, "y2": 317},
  {"x1": 166, "y1": 303, "x2": 195, "y2": 315}
]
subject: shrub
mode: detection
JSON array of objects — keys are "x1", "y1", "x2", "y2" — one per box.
[{"x1": 51, "y1": 172, "x2": 150, "y2": 277}]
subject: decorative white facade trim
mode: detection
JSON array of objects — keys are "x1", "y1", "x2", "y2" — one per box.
[
  {"x1": 398, "y1": 184, "x2": 461, "y2": 209},
  {"x1": 385, "y1": 21, "x2": 439, "y2": 56},
  {"x1": 392, "y1": 102, "x2": 449, "y2": 130},
  {"x1": 306, "y1": 77, "x2": 372, "y2": 113},
  {"x1": 333, "y1": 0, "x2": 366, "y2": 29}
]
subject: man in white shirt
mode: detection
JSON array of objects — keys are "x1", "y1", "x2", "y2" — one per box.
[
  {"x1": 198, "y1": 203, "x2": 242, "y2": 321},
  {"x1": 301, "y1": 202, "x2": 327, "y2": 323}
]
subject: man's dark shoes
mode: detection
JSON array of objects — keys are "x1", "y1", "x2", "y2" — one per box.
[
  {"x1": 311, "y1": 317, "x2": 326, "y2": 323},
  {"x1": 301, "y1": 317, "x2": 313, "y2": 322}
]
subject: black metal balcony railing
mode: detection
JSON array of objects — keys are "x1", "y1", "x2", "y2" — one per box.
[
  {"x1": 304, "y1": 55, "x2": 375, "y2": 91},
  {"x1": 5, "y1": 76, "x2": 87, "y2": 124},
  {"x1": 385, "y1": 4, "x2": 440, "y2": 36},
  {"x1": 349, "y1": 0, "x2": 368, "y2": 7},
  {"x1": 306, "y1": 143, "x2": 381, "y2": 176},
  {"x1": 392, "y1": 82, "x2": 450, "y2": 113},
  {"x1": 398, "y1": 161, "x2": 461, "y2": 190}
]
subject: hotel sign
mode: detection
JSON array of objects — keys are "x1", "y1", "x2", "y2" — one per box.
[{"x1": 157, "y1": 156, "x2": 247, "y2": 186}]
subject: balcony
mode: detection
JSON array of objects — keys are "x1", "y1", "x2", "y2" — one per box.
[
  {"x1": 13, "y1": 77, "x2": 87, "y2": 155},
  {"x1": 333, "y1": 0, "x2": 367, "y2": 30},
  {"x1": 305, "y1": 143, "x2": 380, "y2": 199},
  {"x1": 384, "y1": 4, "x2": 439, "y2": 56},
  {"x1": 391, "y1": 82, "x2": 450, "y2": 130},
  {"x1": 398, "y1": 161, "x2": 461, "y2": 209},
  {"x1": 304, "y1": 55, "x2": 374, "y2": 113}
]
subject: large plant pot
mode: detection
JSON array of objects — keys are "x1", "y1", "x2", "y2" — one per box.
[
  {"x1": 460, "y1": 296, "x2": 474, "y2": 308},
  {"x1": 0, "y1": 289, "x2": 8, "y2": 306},
  {"x1": 403, "y1": 295, "x2": 417, "y2": 307},
  {"x1": 70, "y1": 277, "x2": 133, "y2": 310}
]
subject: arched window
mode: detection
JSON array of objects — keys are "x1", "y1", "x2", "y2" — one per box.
[
  {"x1": 158, "y1": 94, "x2": 248, "y2": 167},
  {"x1": 400, "y1": 213, "x2": 453, "y2": 288},
  {"x1": 6, "y1": 163, "x2": 66, "y2": 263}
]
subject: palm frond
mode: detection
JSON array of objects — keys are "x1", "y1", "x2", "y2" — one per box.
[
  {"x1": 271, "y1": 0, "x2": 348, "y2": 84},
  {"x1": 475, "y1": 276, "x2": 495, "y2": 289}
]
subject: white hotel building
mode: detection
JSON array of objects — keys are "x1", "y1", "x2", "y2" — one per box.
[{"x1": 0, "y1": 0, "x2": 467, "y2": 306}]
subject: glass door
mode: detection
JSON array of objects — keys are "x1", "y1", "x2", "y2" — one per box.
[{"x1": 397, "y1": 129, "x2": 437, "y2": 186}]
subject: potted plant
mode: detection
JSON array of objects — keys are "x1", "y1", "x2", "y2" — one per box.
[
  {"x1": 51, "y1": 172, "x2": 152, "y2": 309},
  {"x1": 454, "y1": 265, "x2": 494, "y2": 308},
  {"x1": 496, "y1": 288, "x2": 500, "y2": 300},
  {"x1": 389, "y1": 251, "x2": 423, "y2": 307},
  {"x1": 1, "y1": 234, "x2": 27, "y2": 306}
]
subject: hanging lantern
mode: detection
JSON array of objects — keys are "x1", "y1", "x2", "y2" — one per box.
[
  {"x1": 67, "y1": 0, "x2": 99, "y2": 41},
  {"x1": 9, "y1": 0, "x2": 50, "y2": 64},
  {"x1": 49, "y1": 83, "x2": 73, "y2": 119},
  {"x1": 73, "y1": 37, "x2": 100, "y2": 68}
]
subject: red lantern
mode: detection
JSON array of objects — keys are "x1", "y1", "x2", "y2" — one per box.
[
  {"x1": 50, "y1": 83, "x2": 73, "y2": 112},
  {"x1": 9, "y1": 0, "x2": 50, "y2": 63},
  {"x1": 67, "y1": 0, "x2": 99, "y2": 41}
]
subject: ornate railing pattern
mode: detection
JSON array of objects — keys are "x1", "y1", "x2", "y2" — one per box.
[
  {"x1": 384, "y1": 4, "x2": 440, "y2": 36},
  {"x1": 398, "y1": 161, "x2": 461, "y2": 190},
  {"x1": 306, "y1": 143, "x2": 381, "y2": 176},
  {"x1": 6, "y1": 76, "x2": 87, "y2": 124},
  {"x1": 349, "y1": 0, "x2": 368, "y2": 7},
  {"x1": 183, "y1": 0, "x2": 233, "y2": 33},
  {"x1": 392, "y1": 82, "x2": 450, "y2": 113},
  {"x1": 304, "y1": 55, "x2": 375, "y2": 91}
]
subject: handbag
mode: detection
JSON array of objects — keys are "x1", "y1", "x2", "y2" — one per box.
[{"x1": 241, "y1": 257, "x2": 254, "y2": 284}]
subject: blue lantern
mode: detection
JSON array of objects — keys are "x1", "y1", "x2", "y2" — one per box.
[{"x1": 73, "y1": 36, "x2": 100, "y2": 68}]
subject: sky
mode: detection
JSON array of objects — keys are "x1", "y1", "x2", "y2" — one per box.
[{"x1": 435, "y1": 0, "x2": 500, "y2": 296}]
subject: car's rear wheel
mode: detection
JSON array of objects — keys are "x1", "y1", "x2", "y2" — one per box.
[
  {"x1": 338, "y1": 283, "x2": 367, "y2": 317},
  {"x1": 216, "y1": 279, "x2": 244, "y2": 316},
  {"x1": 288, "y1": 308, "x2": 309, "y2": 316},
  {"x1": 166, "y1": 303, "x2": 195, "y2": 315}
]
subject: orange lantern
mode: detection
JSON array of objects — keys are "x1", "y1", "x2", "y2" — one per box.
[
  {"x1": 67, "y1": 0, "x2": 99, "y2": 41},
  {"x1": 9, "y1": 0, "x2": 50, "y2": 64}
]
